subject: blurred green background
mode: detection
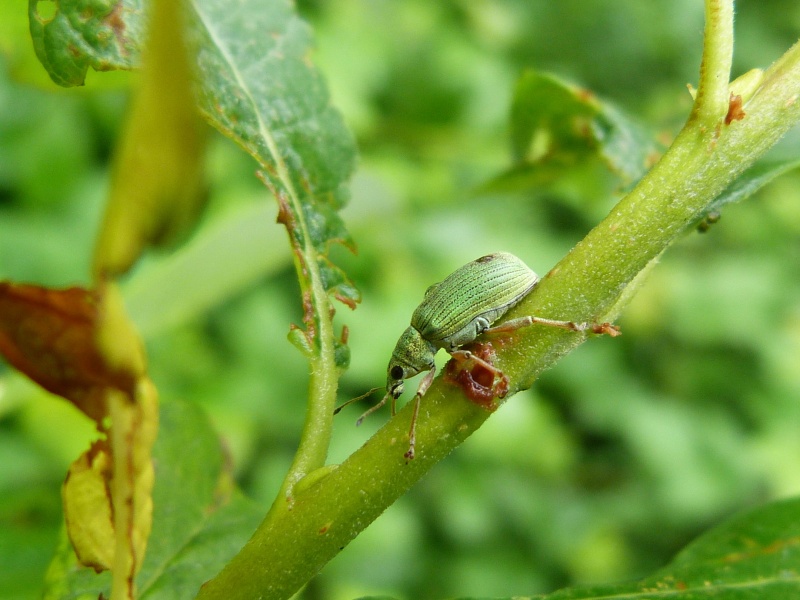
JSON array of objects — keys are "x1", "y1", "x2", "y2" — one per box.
[{"x1": 2, "y1": 1, "x2": 800, "y2": 599}]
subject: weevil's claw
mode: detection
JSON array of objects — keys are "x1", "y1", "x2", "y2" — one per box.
[{"x1": 592, "y1": 322, "x2": 621, "y2": 337}]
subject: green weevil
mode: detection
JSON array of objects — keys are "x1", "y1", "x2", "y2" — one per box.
[{"x1": 340, "y1": 251, "x2": 619, "y2": 460}]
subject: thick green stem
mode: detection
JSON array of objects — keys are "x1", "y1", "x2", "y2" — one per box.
[{"x1": 197, "y1": 5, "x2": 800, "y2": 600}]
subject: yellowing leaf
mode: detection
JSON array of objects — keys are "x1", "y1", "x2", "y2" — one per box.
[
  {"x1": 0, "y1": 281, "x2": 158, "y2": 600},
  {"x1": 62, "y1": 440, "x2": 115, "y2": 573},
  {"x1": 93, "y1": 0, "x2": 207, "y2": 278}
]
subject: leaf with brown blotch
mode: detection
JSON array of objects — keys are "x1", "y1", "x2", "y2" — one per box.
[
  {"x1": 0, "y1": 282, "x2": 144, "y2": 423},
  {"x1": 0, "y1": 281, "x2": 157, "y2": 599}
]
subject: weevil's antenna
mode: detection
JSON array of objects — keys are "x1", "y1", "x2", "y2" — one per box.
[{"x1": 333, "y1": 387, "x2": 381, "y2": 416}]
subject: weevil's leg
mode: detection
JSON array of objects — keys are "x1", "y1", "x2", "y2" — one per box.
[
  {"x1": 356, "y1": 392, "x2": 392, "y2": 426},
  {"x1": 528, "y1": 317, "x2": 621, "y2": 336},
  {"x1": 405, "y1": 366, "x2": 437, "y2": 460},
  {"x1": 450, "y1": 349, "x2": 504, "y2": 378},
  {"x1": 483, "y1": 316, "x2": 536, "y2": 334},
  {"x1": 486, "y1": 316, "x2": 620, "y2": 336}
]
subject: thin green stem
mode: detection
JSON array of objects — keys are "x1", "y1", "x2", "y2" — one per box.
[
  {"x1": 261, "y1": 219, "x2": 339, "y2": 522},
  {"x1": 692, "y1": 0, "x2": 735, "y2": 124},
  {"x1": 277, "y1": 317, "x2": 338, "y2": 499}
]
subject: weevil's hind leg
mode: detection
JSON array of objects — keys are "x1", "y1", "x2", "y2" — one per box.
[
  {"x1": 527, "y1": 317, "x2": 621, "y2": 336},
  {"x1": 486, "y1": 316, "x2": 621, "y2": 336},
  {"x1": 484, "y1": 316, "x2": 536, "y2": 334},
  {"x1": 404, "y1": 366, "x2": 437, "y2": 460}
]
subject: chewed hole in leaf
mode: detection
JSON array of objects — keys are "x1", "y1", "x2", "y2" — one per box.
[{"x1": 34, "y1": 0, "x2": 57, "y2": 23}]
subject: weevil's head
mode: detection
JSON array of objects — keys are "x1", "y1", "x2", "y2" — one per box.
[{"x1": 386, "y1": 326, "x2": 437, "y2": 398}]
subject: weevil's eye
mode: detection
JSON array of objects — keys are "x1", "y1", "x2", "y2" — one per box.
[{"x1": 390, "y1": 365, "x2": 404, "y2": 381}]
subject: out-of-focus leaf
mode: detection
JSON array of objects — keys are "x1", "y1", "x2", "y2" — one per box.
[
  {"x1": 122, "y1": 202, "x2": 286, "y2": 338},
  {"x1": 62, "y1": 440, "x2": 115, "y2": 572},
  {"x1": 485, "y1": 70, "x2": 657, "y2": 193},
  {"x1": 0, "y1": 283, "x2": 143, "y2": 421},
  {"x1": 696, "y1": 158, "x2": 800, "y2": 230},
  {"x1": 0, "y1": 282, "x2": 157, "y2": 600},
  {"x1": 44, "y1": 398, "x2": 263, "y2": 600},
  {"x1": 189, "y1": 0, "x2": 359, "y2": 340},
  {"x1": 526, "y1": 497, "x2": 800, "y2": 599},
  {"x1": 28, "y1": 0, "x2": 145, "y2": 87},
  {"x1": 34, "y1": 0, "x2": 360, "y2": 341},
  {"x1": 93, "y1": 0, "x2": 207, "y2": 278}
]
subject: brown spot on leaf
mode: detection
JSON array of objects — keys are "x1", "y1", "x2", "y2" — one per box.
[
  {"x1": 275, "y1": 193, "x2": 293, "y2": 227},
  {"x1": 334, "y1": 292, "x2": 357, "y2": 310},
  {"x1": 104, "y1": 2, "x2": 126, "y2": 38},
  {"x1": 0, "y1": 283, "x2": 138, "y2": 423}
]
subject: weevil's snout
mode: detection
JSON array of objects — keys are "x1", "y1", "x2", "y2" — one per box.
[
  {"x1": 386, "y1": 326, "x2": 436, "y2": 398},
  {"x1": 387, "y1": 377, "x2": 404, "y2": 399}
]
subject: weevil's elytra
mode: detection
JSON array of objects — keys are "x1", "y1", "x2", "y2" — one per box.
[
  {"x1": 412, "y1": 252, "x2": 538, "y2": 350},
  {"x1": 342, "y1": 251, "x2": 620, "y2": 460}
]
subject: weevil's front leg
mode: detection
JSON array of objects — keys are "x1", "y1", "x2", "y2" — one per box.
[
  {"x1": 405, "y1": 365, "x2": 437, "y2": 460},
  {"x1": 486, "y1": 316, "x2": 621, "y2": 336},
  {"x1": 356, "y1": 392, "x2": 391, "y2": 426}
]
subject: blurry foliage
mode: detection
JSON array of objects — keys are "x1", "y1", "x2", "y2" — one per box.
[{"x1": 1, "y1": 0, "x2": 800, "y2": 599}]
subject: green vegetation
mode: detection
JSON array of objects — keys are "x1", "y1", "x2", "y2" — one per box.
[{"x1": 1, "y1": 1, "x2": 800, "y2": 599}]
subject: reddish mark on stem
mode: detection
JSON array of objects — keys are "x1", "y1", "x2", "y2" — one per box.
[
  {"x1": 444, "y1": 342, "x2": 508, "y2": 410},
  {"x1": 725, "y1": 93, "x2": 746, "y2": 124}
]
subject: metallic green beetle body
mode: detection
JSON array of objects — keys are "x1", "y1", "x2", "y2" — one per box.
[
  {"x1": 386, "y1": 252, "x2": 538, "y2": 398},
  {"x1": 343, "y1": 251, "x2": 618, "y2": 460}
]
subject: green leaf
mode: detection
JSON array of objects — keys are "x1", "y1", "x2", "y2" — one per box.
[
  {"x1": 28, "y1": 0, "x2": 146, "y2": 87},
  {"x1": 486, "y1": 70, "x2": 657, "y2": 192},
  {"x1": 188, "y1": 0, "x2": 359, "y2": 326},
  {"x1": 696, "y1": 158, "x2": 800, "y2": 230},
  {"x1": 31, "y1": 0, "x2": 360, "y2": 322},
  {"x1": 531, "y1": 497, "x2": 800, "y2": 599},
  {"x1": 42, "y1": 398, "x2": 263, "y2": 599}
]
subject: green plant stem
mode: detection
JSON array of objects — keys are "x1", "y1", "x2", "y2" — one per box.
[
  {"x1": 197, "y1": 6, "x2": 800, "y2": 600},
  {"x1": 264, "y1": 226, "x2": 339, "y2": 519},
  {"x1": 693, "y1": 0, "x2": 734, "y2": 123}
]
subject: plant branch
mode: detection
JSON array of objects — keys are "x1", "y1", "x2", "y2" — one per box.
[
  {"x1": 692, "y1": 0, "x2": 735, "y2": 124},
  {"x1": 197, "y1": 4, "x2": 800, "y2": 599}
]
